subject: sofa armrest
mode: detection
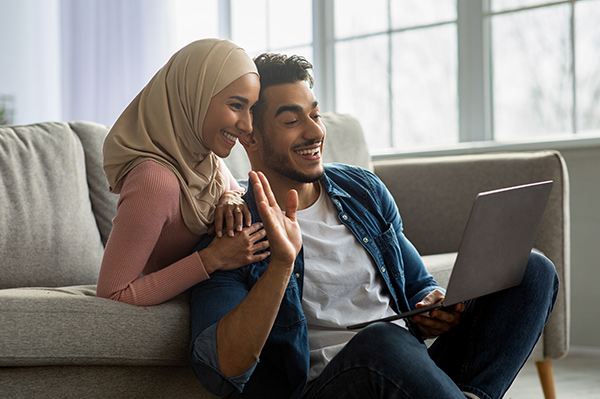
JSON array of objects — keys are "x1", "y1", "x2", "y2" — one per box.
[{"x1": 374, "y1": 150, "x2": 570, "y2": 360}]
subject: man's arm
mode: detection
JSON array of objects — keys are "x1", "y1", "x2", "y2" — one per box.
[
  {"x1": 366, "y1": 168, "x2": 464, "y2": 336},
  {"x1": 216, "y1": 171, "x2": 302, "y2": 378}
]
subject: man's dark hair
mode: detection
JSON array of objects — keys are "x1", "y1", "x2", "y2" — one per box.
[{"x1": 252, "y1": 53, "x2": 314, "y2": 130}]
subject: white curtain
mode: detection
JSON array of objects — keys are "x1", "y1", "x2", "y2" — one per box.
[
  {"x1": 60, "y1": 0, "x2": 176, "y2": 126},
  {"x1": 0, "y1": 0, "x2": 62, "y2": 125},
  {"x1": 1, "y1": 0, "x2": 217, "y2": 126}
]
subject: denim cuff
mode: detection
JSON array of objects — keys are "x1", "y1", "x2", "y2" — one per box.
[
  {"x1": 190, "y1": 322, "x2": 258, "y2": 395},
  {"x1": 409, "y1": 285, "x2": 446, "y2": 310}
]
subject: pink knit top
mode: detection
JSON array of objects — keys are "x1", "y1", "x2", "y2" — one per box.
[{"x1": 96, "y1": 160, "x2": 242, "y2": 306}]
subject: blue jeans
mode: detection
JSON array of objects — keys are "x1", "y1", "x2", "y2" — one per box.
[{"x1": 302, "y1": 252, "x2": 559, "y2": 399}]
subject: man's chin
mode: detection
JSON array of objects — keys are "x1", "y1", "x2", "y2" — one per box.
[
  {"x1": 283, "y1": 168, "x2": 324, "y2": 184},
  {"x1": 302, "y1": 173, "x2": 324, "y2": 183}
]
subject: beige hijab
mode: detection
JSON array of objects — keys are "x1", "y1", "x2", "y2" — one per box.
[{"x1": 103, "y1": 39, "x2": 258, "y2": 236}]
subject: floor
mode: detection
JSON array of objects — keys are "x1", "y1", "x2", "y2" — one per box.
[{"x1": 505, "y1": 346, "x2": 600, "y2": 399}]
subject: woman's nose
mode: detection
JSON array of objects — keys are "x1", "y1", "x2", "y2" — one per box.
[{"x1": 237, "y1": 110, "x2": 253, "y2": 133}]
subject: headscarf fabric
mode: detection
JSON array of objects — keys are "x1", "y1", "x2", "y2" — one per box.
[{"x1": 103, "y1": 39, "x2": 258, "y2": 235}]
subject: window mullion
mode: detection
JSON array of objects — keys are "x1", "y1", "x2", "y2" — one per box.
[
  {"x1": 312, "y1": 0, "x2": 335, "y2": 112},
  {"x1": 457, "y1": 0, "x2": 492, "y2": 142},
  {"x1": 218, "y1": 0, "x2": 232, "y2": 39}
]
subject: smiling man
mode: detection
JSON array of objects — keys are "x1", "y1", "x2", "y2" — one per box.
[{"x1": 188, "y1": 54, "x2": 559, "y2": 399}]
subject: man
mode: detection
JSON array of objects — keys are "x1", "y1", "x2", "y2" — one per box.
[{"x1": 189, "y1": 54, "x2": 559, "y2": 399}]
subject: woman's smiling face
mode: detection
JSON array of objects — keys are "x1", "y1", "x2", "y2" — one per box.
[{"x1": 202, "y1": 72, "x2": 260, "y2": 158}]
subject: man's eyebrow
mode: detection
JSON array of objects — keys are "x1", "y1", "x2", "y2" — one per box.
[
  {"x1": 228, "y1": 95, "x2": 249, "y2": 104},
  {"x1": 274, "y1": 101, "x2": 319, "y2": 118}
]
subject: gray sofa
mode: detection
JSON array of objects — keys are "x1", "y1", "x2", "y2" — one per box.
[{"x1": 0, "y1": 114, "x2": 569, "y2": 398}]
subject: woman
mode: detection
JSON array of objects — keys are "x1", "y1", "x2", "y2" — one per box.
[{"x1": 97, "y1": 39, "x2": 269, "y2": 306}]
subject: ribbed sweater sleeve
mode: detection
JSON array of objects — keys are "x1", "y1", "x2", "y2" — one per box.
[{"x1": 97, "y1": 161, "x2": 210, "y2": 306}]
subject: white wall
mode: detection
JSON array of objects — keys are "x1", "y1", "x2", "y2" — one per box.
[{"x1": 559, "y1": 145, "x2": 600, "y2": 348}]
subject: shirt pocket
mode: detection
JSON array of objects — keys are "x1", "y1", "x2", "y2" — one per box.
[{"x1": 374, "y1": 224, "x2": 405, "y2": 280}]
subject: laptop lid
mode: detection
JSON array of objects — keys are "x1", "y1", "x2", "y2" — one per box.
[
  {"x1": 442, "y1": 179, "x2": 553, "y2": 305},
  {"x1": 347, "y1": 180, "x2": 553, "y2": 330}
]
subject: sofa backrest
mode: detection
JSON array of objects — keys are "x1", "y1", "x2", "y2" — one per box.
[
  {"x1": 0, "y1": 122, "x2": 116, "y2": 289},
  {"x1": 68, "y1": 121, "x2": 118, "y2": 245},
  {"x1": 0, "y1": 114, "x2": 368, "y2": 289}
]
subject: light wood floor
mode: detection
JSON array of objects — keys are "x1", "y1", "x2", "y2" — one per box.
[{"x1": 505, "y1": 346, "x2": 600, "y2": 398}]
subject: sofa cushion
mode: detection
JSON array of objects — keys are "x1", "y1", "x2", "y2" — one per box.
[
  {"x1": 0, "y1": 122, "x2": 104, "y2": 289},
  {"x1": 0, "y1": 285, "x2": 191, "y2": 367},
  {"x1": 0, "y1": 256, "x2": 455, "y2": 368}
]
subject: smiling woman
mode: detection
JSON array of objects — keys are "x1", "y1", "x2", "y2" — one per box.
[{"x1": 97, "y1": 39, "x2": 271, "y2": 306}]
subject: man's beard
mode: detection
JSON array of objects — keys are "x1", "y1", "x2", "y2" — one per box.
[{"x1": 262, "y1": 139, "x2": 324, "y2": 183}]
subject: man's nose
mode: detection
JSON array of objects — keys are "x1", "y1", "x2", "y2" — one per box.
[{"x1": 305, "y1": 118, "x2": 325, "y2": 140}]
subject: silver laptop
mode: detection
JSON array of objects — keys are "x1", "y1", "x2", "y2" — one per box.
[{"x1": 347, "y1": 180, "x2": 553, "y2": 330}]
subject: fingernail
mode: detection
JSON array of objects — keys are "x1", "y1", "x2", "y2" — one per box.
[
  {"x1": 217, "y1": 231, "x2": 222, "y2": 238},
  {"x1": 237, "y1": 226, "x2": 243, "y2": 231},
  {"x1": 228, "y1": 231, "x2": 234, "y2": 237}
]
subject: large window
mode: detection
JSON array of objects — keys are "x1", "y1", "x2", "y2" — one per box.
[
  {"x1": 334, "y1": 0, "x2": 458, "y2": 150},
  {"x1": 175, "y1": 0, "x2": 600, "y2": 153},
  {"x1": 490, "y1": 0, "x2": 600, "y2": 141}
]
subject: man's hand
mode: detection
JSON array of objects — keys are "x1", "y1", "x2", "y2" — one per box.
[
  {"x1": 249, "y1": 171, "x2": 302, "y2": 267},
  {"x1": 410, "y1": 290, "x2": 465, "y2": 339}
]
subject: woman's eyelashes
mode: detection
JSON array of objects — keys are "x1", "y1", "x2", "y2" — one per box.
[{"x1": 229, "y1": 102, "x2": 243, "y2": 111}]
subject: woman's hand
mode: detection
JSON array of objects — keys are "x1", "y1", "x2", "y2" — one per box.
[
  {"x1": 199, "y1": 222, "x2": 270, "y2": 273},
  {"x1": 410, "y1": 290, "x2": 465, "y2": 339},
  {"x1": 213, "y1": 190, "x2": 252, "y2": 238}
]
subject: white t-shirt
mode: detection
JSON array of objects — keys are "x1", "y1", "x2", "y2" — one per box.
[{"x1": 296, "y1": 184, "x2": 407, "y2": 381}]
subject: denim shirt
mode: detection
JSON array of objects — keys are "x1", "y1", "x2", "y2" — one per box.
[{"x1": 189, "y1": 163, "x2": 441, "y2": 398}]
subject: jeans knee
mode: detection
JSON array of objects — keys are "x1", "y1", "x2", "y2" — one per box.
[
  {"x1": 353, "y1": 322, "x2": 407, "y2": 347},
  {"x1": 528, "y1": 251, "x2": 559, "y2": 286},
  {"x1": 525, "y1": 251, "x2": 560, "y2": 306},
  {"x1": 344, "y1": 323, "x2": 424, "y2": 363}
]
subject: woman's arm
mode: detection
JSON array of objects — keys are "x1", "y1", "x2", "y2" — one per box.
[
  {"x1": 97, "y1": 162, "x2": 207, "y2": 305},
  {"x1": 97, "y1": 162, "x2": 269, "y2": 306}
]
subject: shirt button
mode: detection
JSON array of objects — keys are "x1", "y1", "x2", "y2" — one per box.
[
  {"x1": 363, "y1": 237, "x2": 369, "y2": 243},
  {"x1": 295, "y1": 273, "x2": 300, "y2": 279},
  {"x1": 381, "y1": 267, "x2": 386, "y2": 273},
  {"x1": 342, "y1": 215, "x2": 348, "y2": 220}
]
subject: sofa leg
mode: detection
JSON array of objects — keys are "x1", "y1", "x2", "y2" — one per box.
[{"x1": 535, "y1": 359, "x2": 557, "y2": 399}]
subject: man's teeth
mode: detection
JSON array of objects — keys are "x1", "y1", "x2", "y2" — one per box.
[
  {"x1": 296, "y1": 148, "x2": 319, "y2": 156},
  {"x1": 222, "y1": 131, "x2": 237, "y2": 142}
]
